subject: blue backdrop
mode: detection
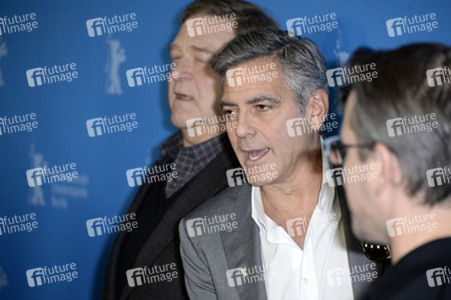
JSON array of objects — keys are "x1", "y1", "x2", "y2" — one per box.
[{"x1": 0, "y1": 0, "x2": 450, "y2": 299}]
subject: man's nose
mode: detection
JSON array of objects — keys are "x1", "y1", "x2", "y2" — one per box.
[
  {"x1": 173, "y1": 58, "x2": 193, "y2": 82},
  {"x1": 234, "y1": 112, "x2": 256, "y2": 139}
]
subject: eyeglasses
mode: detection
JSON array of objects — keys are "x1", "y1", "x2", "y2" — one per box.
[{"x1": 323, "y1": 135, "x2": 375, "y2": 166}]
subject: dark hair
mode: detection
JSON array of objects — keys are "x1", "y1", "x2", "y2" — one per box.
[
  {"x1": 344, "y1": 43, "x2": 451, "y2": 205},
  {"x1": 181, "y1": 0, "x2": 278, "y2": 35},
  {"x1": 212, "y1": 28, "x2": 327, "y2": 113}
]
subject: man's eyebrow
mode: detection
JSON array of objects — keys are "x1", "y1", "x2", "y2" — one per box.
[
  {"x1": 220, "y1": 96, "x2": 281, "y2": 108},
  {"x1": 169, "y1": 44, "x2": 215, "y2": 55},
  {"x1": 220, "y1": 100, "x2": 237, "y2": 108},
  {"x1": 246, "y1": 96, "x2": 281, "y2": 105},
  {"x1": 191, "y1": 45, "x2": 215, "y2": 54}
]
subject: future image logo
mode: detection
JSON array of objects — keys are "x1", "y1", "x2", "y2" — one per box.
[
  {"x1": 426, "y1": 67, "x2": 451, "y2": 87},
  {"x1": 186, "y1": 213, "x2": 238, "y2": 237},
  {"x1": 286, "y1": 213, "x2": 337, "y2": 237},
  {"x1": 225, "y1": 63, "x2": 278, "y2": 87},
  {"x1": 185, "y1": 14, "x2": 237, "y2": 37},
  {"x1": 26, "y1": 263, "x2": 78, "y2": 287},
  {"x1": 126, "y1": 64, "x2": 177, "y2": 87},
  {"x1": 0, "y1": 113, "x2": 38, "y2": 136},
  {"x1": 286, "y1": 13, "x2": 338, "y2": 37},
  {"x1": 26, "y1": 63, "x2": 78, "y2": 87},
  {"x1": 386, "y1": 213, "x2": 438, "y2": 237},
  {"x1": 26, "y1": 163, "x2": 78, "y2": 187},
  {"x1": 125, "y1": 163, "x2": 177, "y2": 187},
  {"x1": 86, "y1": 113, "x2": 138, "y2": 137},
  {"x1": 326, "y1": 263, "x2": 378, "y2": 288},
  {"x1": 385, "y1": 113, "x2": 438, "y2": 137},
  {"x1": 386, "y1": 13, "x2": 438, "y2": 37},
  {"x1": 226, "y1": 164, "x2": 279, "y2": 187},
  {"x1": 226, "y1": 264, "x2": 275, "y2": 287},
  {"x1": 286, "y1": 113, "x2": 338, "y2": 137},
  {"x1": 326, "y1": 64, "x2": 378, "y2": 87},
  {"x1": 426, "y1": 167, "x2": 451, "y2": 187},
  {"x1": 126, "y1": 263, "x2": 178, "y2": 287},
  {"x1": 426, "y1": 267, "x2": 451, "y2": 287},
  {"x1": 186, "y1": 114, "x2": 237, "y2": 138},
  {"x1": 86, "y1": 213, "x2": 138, "y2": 237},
  {"x1": 0, "y1": 213, "x2": 38, "y2": 236},
  {"x1": 86, "y1": 13, "x2": 138, "y2": 37},
  {"x1": 325, "y1": 163, "x2": 378, "y2": 187},
  {"x1": 0, "y1": 13, "x2": 38, "y2": 36}
]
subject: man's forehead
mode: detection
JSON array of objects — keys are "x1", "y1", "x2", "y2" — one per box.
[
  {"x1": 171, "y1": 19, "x2": 235, "y2": 53},
  {"x1": 242, "y1": 56, "x2": 278, "y2": 67},
  {"x1": 222, "y1": 82, "x2": 286, "y2": 107},
  {"x1": 169, "y1": 43, "x2": 215, "y2": 55},
  {"x1": 170, "y1": 36, "x2": 216, "y2": 53},
  {"x1": 222, "y1": 57, "x2": 287, "y2": 103}
]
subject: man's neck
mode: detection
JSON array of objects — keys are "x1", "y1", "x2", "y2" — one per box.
[
  {"x1": 260, "y1": 146, "x2": 323, "y2": 225},
  {"x1": 389, "y1": 201, "x2": 451, "y2": 264}
]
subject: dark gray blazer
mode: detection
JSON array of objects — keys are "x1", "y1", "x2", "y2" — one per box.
[{"x1": 179, "y1": 183, "x2": 385, "y2": 300}]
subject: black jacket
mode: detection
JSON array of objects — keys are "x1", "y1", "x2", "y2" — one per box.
[{"x1": 103, "y1": 137, "x2": 239, "y2": 300}]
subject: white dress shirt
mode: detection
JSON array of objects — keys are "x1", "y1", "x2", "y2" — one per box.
[{"x1": 251, "y1": 146, "x2": 354, "y2": 300}]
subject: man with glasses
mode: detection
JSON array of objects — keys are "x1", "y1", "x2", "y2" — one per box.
[
  {"x1": 179, "y1": 28, "x2": 387, "y2": 300},
  {"x1": 332, "y1": 44, "x2": 451, "y2": 299}
]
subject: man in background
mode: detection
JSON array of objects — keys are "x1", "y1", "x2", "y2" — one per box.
[
  {"x1": 335, "y1": 43, "x2": 451, "y2": 299},
  {"x1": 103, "y1": 1, "x2": 277, "y2": 299}
]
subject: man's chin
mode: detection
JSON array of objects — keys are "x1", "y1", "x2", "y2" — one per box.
[
  {"x1": 170, "y1": 113, "x2": 191, "y2": 129},
  {"x1": 245, "y1": 175, "x2": 278, "y2": 187},
  {"x1": 351, "y1": 220, "x2": 378, "y2": 243}
]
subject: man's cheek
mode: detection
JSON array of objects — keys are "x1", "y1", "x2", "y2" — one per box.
[{"x1": 228, "y1": 134, "x2": 239, "y2": 151}]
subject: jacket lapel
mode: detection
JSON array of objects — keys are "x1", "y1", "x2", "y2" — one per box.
[
  {"x1": 221, "y1": 184, "x2": 268, "y2": 300},
  {"x1": 104, "y1": 178, "x2": 155, "y2": 300},
  {"x1": 109, "y1": 155, "x2": 173, "y2": 272},
  {"x1": 120, "y1": 149, "x2": 238, "y2": 298}
]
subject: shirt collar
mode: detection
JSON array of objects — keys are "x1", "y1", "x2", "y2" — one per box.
[
  {"x1": 161, "y1": 131, "x2": 226, "y2": 172},
  {"x1": 160, "y1": 131, "x2": 183, "y2": 160},
  {"x1": 318, "y1": 137, "x2": 335, "y2": 212},
  {"x1": 162, "y1": 131, "x2": 227, "y2": 198},
  {"x1": 252, "y1": 186, "x2": 288, "y2": 243}
]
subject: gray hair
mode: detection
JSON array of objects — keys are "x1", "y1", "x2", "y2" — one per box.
[
  {"x1": 345, "y1": 43, "x2": 451, "y2": 206},
  {"x1": 212, "y1": 28, "x2": 327, "y2": 114}
]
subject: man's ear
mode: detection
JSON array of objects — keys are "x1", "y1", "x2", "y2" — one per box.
[
  {"x1": 372, "y1": 143, "x2": 404, "y2": 199},
  {"x1": 304, "y1": 89, "x2": 329, "y2": 131}
]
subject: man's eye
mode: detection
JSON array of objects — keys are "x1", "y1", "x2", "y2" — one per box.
[
  {"x1": 171, "y1": 56, "x2": 181, "y2": 61},
  {"x1": 223, "y1": 109, "x2": 237, "y2": 117},
  {"x1": 257, "y1": 104, "x2": 270, "y2": 111}
]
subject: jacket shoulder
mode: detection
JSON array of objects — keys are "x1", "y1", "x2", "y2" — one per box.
[{"x1": 183, "y1": 183, "x2": 251, "y2": 220}]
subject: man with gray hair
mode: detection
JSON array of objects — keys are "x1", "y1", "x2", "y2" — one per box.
[
  {"x1": 332, "y1": 43, "x2": 451, "y2": 299},
  {"x1": 179, "y1": 28, "x2": 387, "y2": 299}
]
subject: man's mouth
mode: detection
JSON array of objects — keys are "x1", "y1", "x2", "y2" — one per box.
[
  {"x1": 175, "y1": 92, "x2": 193, "y2": 101},
  {"x1": 245, "y1": 148, "x2": 269, "y2": 162}
]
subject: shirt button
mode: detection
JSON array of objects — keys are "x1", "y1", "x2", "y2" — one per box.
[{"x1": 302, "y1": 278, "x2": 308, "y2": 284}]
